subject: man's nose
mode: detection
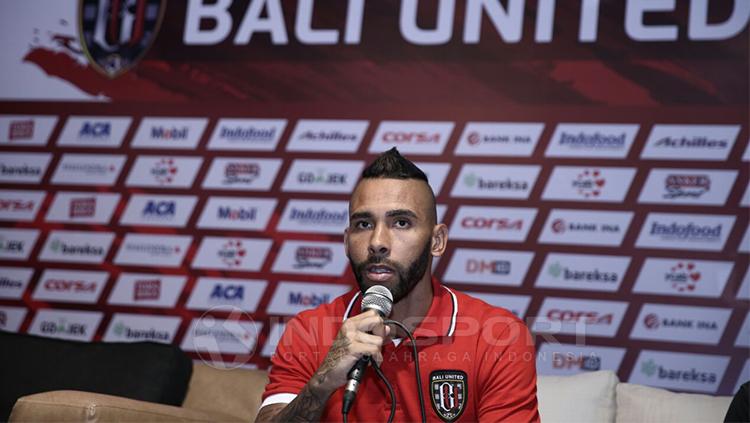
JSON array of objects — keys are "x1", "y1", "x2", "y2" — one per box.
[{"x1": 368, "y1": 225, "x2": 390, "y2": 256}]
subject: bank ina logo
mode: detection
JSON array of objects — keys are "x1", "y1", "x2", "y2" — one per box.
[
  {"x1": 79, "y1": 0, "x2": 167, "y2": 78},
  {"x1": 294, "y1": 246, "x2": 332, "y2": 268},
  {"x1": 666, "y1": 262, "x2": 701, "y2": 292},
  {"x1": 218, "y1": 240, "x2": 246, "y2": 267},
  {"x1": 40, "y1": 318, "x2": 87, "y2": 336},
  {"x1": 573, "y1": 169, "x2": 605, "y2": 198},
  {"x1": 224, "y1": 162, "x2": 259, "y2": 184},
  {"x1": 79, "y1": 122, "x2": 110, "y2": 138},
  {"x1": 150, "y1": 158, "x2": 177, "y2": 184},
  {"x1": 9, "y1": 120, "x2": 34, "y2": 140},
  {"x1": 664, "y1": 175, "x2": 710, "y2": 199}
]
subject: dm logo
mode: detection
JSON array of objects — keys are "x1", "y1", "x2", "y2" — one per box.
[{"x1": 79, "y1": 0, "x2": 166, "y2": 78}]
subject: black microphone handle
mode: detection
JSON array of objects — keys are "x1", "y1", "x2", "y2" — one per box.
[{"x1": 342, "y1": 355, "x2": 369, "y2": 414}]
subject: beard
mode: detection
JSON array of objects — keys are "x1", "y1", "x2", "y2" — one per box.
[{"x1": 349, "y1": 239, "x2": 432, "y2": 304}]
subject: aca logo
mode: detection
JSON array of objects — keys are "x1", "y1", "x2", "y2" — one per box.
[
  {"x1": 665, "y1": 261, "x2": 701, "y2": 292},
  {"x1": 150, "y1": 158, "x2": 178, "y2": 184},
  {"x1": 218, "y1": 240, "x2": 246, "y2": 267},
  {"x1": 572, "y1": 169, "x2": 605, "y2": 198},
  {"x1": 210, "y1": 284, "x2": 244, "y2": 301},
  {"x1": 79, "y1": 122, "x2": 110, "y2": 139},
  {"x1": 142, "y1": 201, "x2": 176, "y2": 218}
]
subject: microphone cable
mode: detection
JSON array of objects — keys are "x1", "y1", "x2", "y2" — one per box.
[
  {"x1": 343, "y1": 357, "x2": 396, "y2": 423},
  {"x1": 385, "y1": 319, "x2": 426, "y2": 423}
]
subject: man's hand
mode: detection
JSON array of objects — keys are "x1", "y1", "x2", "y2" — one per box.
[{"x1": 314, "y1": 309, "x2": 391, "y2": 392}]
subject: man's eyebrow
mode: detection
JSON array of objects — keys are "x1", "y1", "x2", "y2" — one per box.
[
  {"x1": 386, "y1": 209, "x2": 418, "y2": 219},
  {"x1": 350, "y1": 211, "x2": 373, "y2": 220}
]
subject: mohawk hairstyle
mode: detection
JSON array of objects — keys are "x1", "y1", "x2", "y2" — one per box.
[{"x1": 361, "y1": 147, "x2": 429, "y2": 182}]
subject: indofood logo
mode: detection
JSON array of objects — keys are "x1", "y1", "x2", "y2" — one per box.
[
  {"x1": 649, "y1": 222, "x2": 722, "y2": 241},
  {"x1": 665, "y1": 261, "x2": 701, "y2": 292},
  {"x1": 150, "y1": 158, "x2": 178, "y2": 184},
  {"x1": 112, "y1": 321, "x2": 169, "y2": 341},
  {"x1": 559, "y1": 132, "x2": 626, "y2": 148},
  {"x1": 572, "y1": 169, "x2": 605, "y2": 198},
  {"x1": 218, "y1": 240, "x2": 246, "y2": 267},
  {"x1": 289, "y1": 208, "x2": 347, "y2": 225},
  {"x1": 62, "y1": 162, "x2": 116, "y2": 176},
  {"x1": 462, "y1": 172, "x2": 527, "y2": 191},
  {"x1": 547, "y1": 262, "x2": 617, "y2": 283},
  {"x1": 664, "y1": 175, "x2": 710, "y2": 199},
  {"x1": 220, "y1": 126, "x2": 276, "y2": 142},
  {"x1": 50, "y1": 239, "x2": 103, "y2": 256},
  {"x1": 640, "y1": 359, "x2": 717, "y2": 384}
]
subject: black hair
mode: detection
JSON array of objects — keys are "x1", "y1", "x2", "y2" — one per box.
[{"x1": 361, "y1": 147, "x2": 429, "y2": 182}]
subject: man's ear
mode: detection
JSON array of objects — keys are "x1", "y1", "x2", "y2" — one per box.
[{"x1": 430, "y1": 223, "x2": 448, "y2": 257}]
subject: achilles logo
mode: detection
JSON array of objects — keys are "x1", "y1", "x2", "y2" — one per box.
[
  {"x1": 218, "y1": 240, "x2": 246, "y2": 267},
  {"x1": 43, "y1": 279, "x2": 96, "y2": 293},
  {"x1": 547, "y1": 262, "x2": 617, "y2": 283},
  {"x1": 289, "y1": 292, "x2": 330, "y2": 307},
  {"x1": 572, "y1": 169, "x2": 605, "y2": 198},
  {"x1": 649, "y1": 222, "x2": 721, "y2": 240},
  {"x1": 382, "y1": 131, "x2": 439, "y2": 143},
  {"x1": 150, "y1": 159, "x2": 178, "y2": 184},
  {"x1": 0, "y1": 200, "x2": 34, "y2": 211},
  {"x1": 210, "y1": 284, "x2": 244, "y2": 301},
  {"x1": 134, "y1": 279, "x2": 161, "y2": 301},
  {"x1": 9, "y1": 120, "x2": 34, "y2": 140},
  {"x1": 546, "y1": 309, "x2": 613, "y2": 325},
  {"x1": 463, "y1": 173, "x2": 527, "y2": 191},
  {"x1": 664, "y1": 175, "x2": 710, "y2": 199},
  {"x1": 294, "y1": 247, "x2": 332, "y2": 268},
  {"x1": 112, "y1": 322, "x2": 169, "y2": 341},
  {"x1": 559, "y1": 132, "x2": 626, "y2": 148},
  {"x1": 151, "y1": 127, "x2": 188, "y2": 140},
  {"x1": 218, "y1": 206, "x2": 257, "y2": 221},
  {"x1": 79, "y1": 122, "x2": 110, "y2": 138},
  {"x1": 50, "y1": 240, "x2": 103, "y2": 256},
  {"x1": 552, "y1": 352, "x2": 602, "y2": 371},
  {"x1": 300, "y1": 130, "x2": 356, "y2": 141},
  {"x1": 224, "y1": 163, "x2": 259, "y2": 184},
  {"x1": 69, "y1": 197, "x2": 96, "y2": 218},
  {"x1": 461, "y1": 217, "x2": 523, "y2": 231},
  {"x1": 466, "y1": 259, "x2": 510, "y2": 275},
  {"x1": 220, "y1": 126, "x2": 276, "y2": 142},
  {"x1": 654, "y1": 137, "x2": 727, "y2": 149}
]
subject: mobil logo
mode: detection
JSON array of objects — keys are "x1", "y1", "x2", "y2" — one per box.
[
  {"x1": 288, "y1": 291, "x2": 330, "y2": 307},
  {"x1": 151, "y1": 126, "x2": 188, "y2": 140}
]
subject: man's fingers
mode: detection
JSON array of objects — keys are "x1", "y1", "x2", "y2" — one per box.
[{"x1": 356, "y1": 331, "x2": 384, "y2": 347}]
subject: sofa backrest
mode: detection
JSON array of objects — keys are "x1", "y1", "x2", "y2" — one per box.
[
  {"x1": 537, "y1": 370, "x2": 619, "y2": 423},
  {"x1": 183, "y1": 363, "x2": 269, "y2": 422}
]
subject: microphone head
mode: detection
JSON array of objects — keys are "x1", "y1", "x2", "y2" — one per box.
[{"x1": 361, "y1": 285, "x2": 393, "y2": 317}]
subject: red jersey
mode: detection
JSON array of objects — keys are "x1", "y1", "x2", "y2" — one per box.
[{"x1": 261, "y1": 277, "x2": 540, "y2": 422}]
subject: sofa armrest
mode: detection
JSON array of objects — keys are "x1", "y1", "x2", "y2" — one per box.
[{"x1": 9, "y1": 390, "x2": 244, "y2": 422}]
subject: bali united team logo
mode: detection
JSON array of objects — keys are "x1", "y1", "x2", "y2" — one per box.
[
  {"x1": 79, "y1": 0, "x2": 166, "y2": 78},
  {"x1": 430, "y1": 370, "x2": 467, "y2": 422}
]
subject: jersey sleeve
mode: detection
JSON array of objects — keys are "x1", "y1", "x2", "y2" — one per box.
[
  {"x1": 261, "y1": 314, "x2": 320, "y2": 404},
  {"x1": 476, "y1": 312, "x2": 540, "y2": 422}
]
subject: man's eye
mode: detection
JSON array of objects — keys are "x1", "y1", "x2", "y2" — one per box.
[
  {"x1": 355, "y1": 221, "x2": 372, "y2": 229},
  {"x1": 394, "y1": 219, "x2": 410, "y2": 228}
]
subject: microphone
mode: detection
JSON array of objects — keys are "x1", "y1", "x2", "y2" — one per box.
[{"x1": 341, "y1": 285, "x2": 393, "y2": 415}]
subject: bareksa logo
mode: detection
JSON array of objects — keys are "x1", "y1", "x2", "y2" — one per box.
[
  {"x1": 630, "y1": 350, "x2": 728, "y2": 393},
  {"x1": 450, "y1": 164, "x2": 540, "y2": 199}
]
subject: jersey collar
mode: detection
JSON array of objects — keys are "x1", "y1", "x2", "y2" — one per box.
[{"x1": 343, "y1": 277, "x2": 458, "y2": 339}]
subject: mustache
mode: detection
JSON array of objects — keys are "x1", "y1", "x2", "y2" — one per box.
[{"x1": 356, "y1": 254, "x2": 398, "y2": 270}]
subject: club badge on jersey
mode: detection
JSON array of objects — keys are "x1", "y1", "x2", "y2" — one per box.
[
  {"x1": 430, "y1": 369, "x2": 467, "y2": 422},
  {"x1": 79, "y1": 0, "x2": 166, "y2": 78}
]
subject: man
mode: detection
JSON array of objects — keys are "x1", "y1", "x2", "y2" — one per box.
[{"x1": 257, "y1": 148, "x2": 539, "y2": 422}]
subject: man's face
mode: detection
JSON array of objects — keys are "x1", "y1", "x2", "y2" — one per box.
[{"x1": 345, "y1": 178, "x2": 439, "y2": 303}]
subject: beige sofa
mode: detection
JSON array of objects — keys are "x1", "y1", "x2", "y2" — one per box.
[{"x1": 10, "y1": 367, "x2": 732, "y2": 422}]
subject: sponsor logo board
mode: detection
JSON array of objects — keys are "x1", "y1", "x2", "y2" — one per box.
[
  {"x1": 538, "y1": 209, "x2": 633, "y2": 247},
  {"x1": 545, "y1": 123, "x2": 639, "y2": 158},
  {"x1": 207, "y1": 118, "x2": 287, "y2": 151},
  {"x1": 443, "y1": 248, "x2": 533, "y2": 286},
  {"x1": 633, "y1": 258, "x2": 732, "y2": 298},
  {"x1": 0, "y1": 228, "x2": 40, "y2": 261},
  {"x1": 186, "y1": 277, "x2": 267, "y2": 312},
  {"x1": 736, "y1": 360, "x2": 750, "y2": 394},
  {"x1": 531, "y1": 297, "x2": 629, "y2": 338},
  {"x1": 202, "y1": 157, "x2": 282, "y2": 191},
  {"x1": 192, "y1": 237, "x2": 272, "y2": 271},
  {"x1": 107, "y1": 273, "x2": 187, "y2": 308},
  {"x1": 0, "y1": 306, "x2": 27, "y2": 332},
  {"x1": 737, "y1": 265, "x2": 750, "y2": 300},
  {"x1": 0, "y1": 267, "x2": 33, "y2": 299},
  {"x1": 463, "y1": 292, "x2": 531, "y2": 318},
  {"x1": 45, "y1": 192, "x2": 120, "y2": 224},
  {"x1": 635, "y1": 213, "x2": 735, "y2": 252},
  {"x1": 33, "y1": 269, "x2": 108, "y2": 304},
  {"x1": 735, "y1": 311, "x2": 750, "y2": 347},
  {"x1": 261, "y1": 322, "x2": 286, "y2": 357},
  {"x1": 535, "y1": 253, "x2": 630, "y2": 292},
  {"x1": 741, "y1": 226, "x2": 750, "y2": 253},
  {"x1": 51, "y1": 154, "x2": 125, "y2": 186},
  {"x1": 119, "y1": 194, "x2": 198, "y2": 227},
  {"x1": 281, "y1": 159, "x2": 363, "y2": 194},
  {"x1": 286, "y1": 119, "x2": 368, "y2": 153},
  {"x1": 181, "y1": 317, "x2": 262, "y2": 354},
  {"x1": 741, "y1": 183, "x2": 750, "y2": 207},
  {"x1": 266, "y1": 281, "x2": 350, "y2": 316},
  {"x1": 57, "y1": 116, "x2": 131, "y2": 147},
  {"x1": 131, "y1": 117, "x2": 208, "y2": 149},
  {"x1": 104, "y1": 313, "x2": 181, "y2": 344},
  {"x1": 630, "y1": 304, "x2": 731, "y2": 345},
  {"x1": 641, "y1": 124, "x2": 740, "y2": 161},
  {"x1": 276, "y1": 199, "x2": 348, "y2": 235},
  {"x1": 0, "y1": 115, "x2": 57, "y2": 146},
  {"x1": 114, "y1": 234, "x2": 192, "y2": 268},
  {"x1": 369, "y1": 121, "x2": 454, "y2": 155},
  {"x1": 536, "y1": 343, "x2": 626, "y2": 376},
  {"x1": 39, "y1": 230, "x2": 113, "y2": 264},
  {"x1": 629, "y1": 350, "x2": 729, "y2": 393},
  {"x1": 638, "y1": 168, "x2": 737, "y2": 206},
  {"x1": 541, "y1": 167, "x2": 636, "y2": 202},
  {"x1": 450, "y1": 164, "x2": 540, "y2": 199},
  {"x1": 0, "y1": 190, "x2": 45, "y2": 221},
  {"x1": 125, "y1": 156, "x2": 203, "y2": 188},
  {"x1": 454, "y1": 122, "x2": 543, "y2": 157},
  {"x1": 271, "y1": 241, "x2": 348, "y2": 276},
  {"x1": 449, "y1": 206, "x2": 537, "y2": 242},
  {"x1": 0, "y1": 153, "x2": 52, "y2": 184},
  {"x1": 414, "y1": 162, "x2": 451, "y2": 196},
  {"x1": 28, "y1": 309, "x2": 103, "y2": 342},
  {"x1": 197, "y1": 197, "x2": 277, "y2": 231}
]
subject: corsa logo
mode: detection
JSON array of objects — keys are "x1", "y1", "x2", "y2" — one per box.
[
  {"x1": 546, "y1": 309, "x2": 613, "y2": 324},
  {"x1": 0, "y1": 200, "x2": 34, "y2": 211},
  {"x1": 461, "y1": 217, "x2": 523, "y2": 230},
  {"x1": 382, "y1": 132, "x2": 440, "y2": 143},
  {"x1": 44, "y1": 279, "x2": 96, "y2": 292}
]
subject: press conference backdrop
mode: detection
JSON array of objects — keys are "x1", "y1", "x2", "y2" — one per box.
[{"x1": 0, "y1": 0, "x2": 748, "y2": 395}]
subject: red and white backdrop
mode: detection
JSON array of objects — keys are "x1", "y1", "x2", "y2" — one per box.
[{"x1": 0, "y1": 0, "x2": 748, "y2": 395}]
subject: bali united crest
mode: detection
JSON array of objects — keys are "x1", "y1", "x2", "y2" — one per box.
[
  {"x1": 78, "y1": 0, "x2": 166, "y2": 78},
  {"x1": 430, "y1": 370, "x2": 467, "y2": 422}
]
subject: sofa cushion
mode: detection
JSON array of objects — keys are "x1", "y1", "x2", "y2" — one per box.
[
  {"x1": 0, "y1": 330, "x2": 192, "y2": 421},
  {"x1": 537, "y1": 370, "x2": 618, "y2": 423},
  {"x1": 616, "y1": 383, "x2": 732, "y2": 423}
]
